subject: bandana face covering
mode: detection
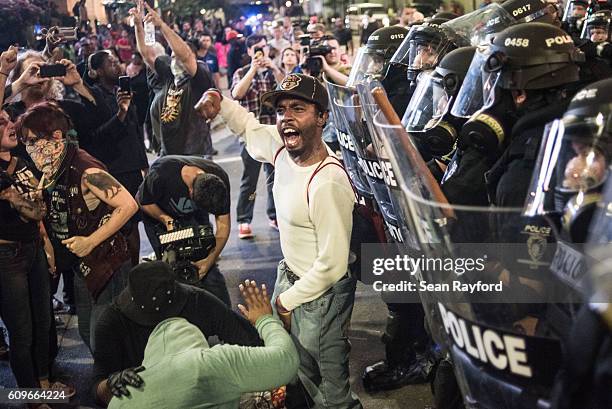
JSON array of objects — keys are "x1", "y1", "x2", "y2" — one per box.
[
  {"x1": 26, "y1": 138, "x2": 67, "y2": 181},
  {"x1": 170, "y1": 57, "x2": 189, "y2": 87}
]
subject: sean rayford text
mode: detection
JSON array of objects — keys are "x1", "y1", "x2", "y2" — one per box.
[
  {"x1": 371, "y1": 255, "x2": 487, "y2": 276},
  {"x1": 372, "y1": 280, "x2": 504, "y2": 294}
]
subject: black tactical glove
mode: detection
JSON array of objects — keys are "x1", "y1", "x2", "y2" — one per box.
[{"x1": 107, "y1": 366, "x2": 145, "y2": 397}]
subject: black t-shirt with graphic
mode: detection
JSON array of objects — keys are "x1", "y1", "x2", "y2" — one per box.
[
  {"x1": 137, "y1": 156, "x2": 230, "y2": 227},
  {"x1": 148, "y1": 56, "x2": 213, "y2": 156},
  {"x1": 0, "y1": 156, "x2": 40, "y2": 242}
]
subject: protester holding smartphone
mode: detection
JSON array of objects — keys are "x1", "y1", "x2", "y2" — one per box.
[
  {"x1": 230, "y1": 34, "x2": 281, "y2": 239},
  {"x1": 85, "y1": 50, "x2": 148, "y2": 266}
]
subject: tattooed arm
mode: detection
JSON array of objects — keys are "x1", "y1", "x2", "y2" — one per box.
[
  {"x1": 0, "y1": 186, "x2": 46, "y2": 221},
  {"x1": 62, "y1": 168, "x2": 138, "y2": 258}
]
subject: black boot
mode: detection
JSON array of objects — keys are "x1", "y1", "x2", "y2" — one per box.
[{"x1": 362, "y1": 351, "x2": 435, "y2": 392}]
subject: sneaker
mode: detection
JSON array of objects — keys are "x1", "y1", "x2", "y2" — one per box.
[
  {"x1": 238, "y1": 223, "x2": 254, "y2": 239},
  {"x1": 269, "y1": 219, "x2": 279, "y2": 231}
]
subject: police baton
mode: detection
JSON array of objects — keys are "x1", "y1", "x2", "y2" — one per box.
[{"x1": 372, "y1": 86, "x2": 455, "y2": 220}]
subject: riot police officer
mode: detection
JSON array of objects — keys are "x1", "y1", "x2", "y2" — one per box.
[
  {"x1": 389, "y1": 18, "x2": 470, "y2": 85},
  {"x1": 528, "y1": 77, "x2": 612, "y2": 409},
  {"x1": 347, "y1": 25, "x2": 411, "y2": 115},
  {"x1": 346, "y1": 26, "x2": 437, "y2": 392},
  {"x1": 562, "y1": 0, "x2": 590, "y2": 37},
  {"x1": 445, "y1": 23, "x2": 584, "y2": 210},
  {"x1": 402, "y1": 46, "x2": 476, "y2": 180},
  {"x1": 581, "y1": 10, "x2": 612, "y2": 62}
]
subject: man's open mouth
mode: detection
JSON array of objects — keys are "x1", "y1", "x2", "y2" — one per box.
[{"x1": 281, "y1": 127, "x2": 301, "y2": 149}]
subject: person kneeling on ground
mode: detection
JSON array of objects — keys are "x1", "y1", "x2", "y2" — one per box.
[
  {"x1": 92, "y1": 261, "x2": 265, "y2": 406},
  {"x1": 106, "y1": 278, "x2": 299, "y2": 409}
]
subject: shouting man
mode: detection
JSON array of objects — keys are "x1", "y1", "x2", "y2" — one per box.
[{"x1": 196, "y1": 74, "x2": 362, "y2": 408}]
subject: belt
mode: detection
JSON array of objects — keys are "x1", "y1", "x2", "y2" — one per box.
[
  {"x1": 283, "y1": 261, "x2": 350, "y2": 285},
  {"x1": 286, "y1": 269, "x2": 301, "y2": 285}
]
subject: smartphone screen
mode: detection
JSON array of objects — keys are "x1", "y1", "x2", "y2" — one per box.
[
  {"x1": 118, "y1": 76, "x2": 131, "y2": 92},
  {"x1": 39, "y1": 64, "x2": 67, "y2": 78}
]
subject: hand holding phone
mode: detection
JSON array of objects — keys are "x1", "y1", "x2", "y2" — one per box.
[
  {"x1": 39, "y1": 64, "x2": 67, "y2": 78},
  {"x1": 118, "y1": 76, "x2": 131, "y2": 93}
]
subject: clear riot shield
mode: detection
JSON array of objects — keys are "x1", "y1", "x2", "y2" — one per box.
[
  {"x1": 332, "y1": 82, "x2": 406, "y2": 244},
  {"x1": 442, "y1": 3, "x2": 516, "y2": 46},
  {"x1": 356, "y1": 79, "x2": 421, "y2": 251},
  {"x1": 325, "y1": 79, "x2": 373, "y2": 201},
  {"x1": 586, "y1": 167, "x2": 612, "y2": 317},
  {"x1": 376, "y1": 112, "x2": 580, "y2": 408}
]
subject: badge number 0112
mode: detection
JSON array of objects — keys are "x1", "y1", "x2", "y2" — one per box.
[{"x1": 0, "y1": 388, "x2": 69, "y2": 403}]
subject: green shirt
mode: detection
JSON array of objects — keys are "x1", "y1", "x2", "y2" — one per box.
[{"x1": 108, "y1": 315, "x2": 299, "y2": 409}]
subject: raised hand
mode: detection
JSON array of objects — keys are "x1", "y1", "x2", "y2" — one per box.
[
  {"x1": 0, "y1": 46, "x2": 18, "y2": 76},
  {"x1": 143, "y1": 2, "x2": 163, "y2": 27},
  {"x1": 59, "y1": 59, "x2": 82, "y2": 87},
  {"x1": 237, "y1": 280, "x2": 273, "y2": 326},
  {"x1": 194, "y1": 90, "x2": 222, "y2": 121}
]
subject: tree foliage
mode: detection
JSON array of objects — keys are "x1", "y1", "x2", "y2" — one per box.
[{"x1": 0, "y1": 0, "x2": 45, "y2": 27}]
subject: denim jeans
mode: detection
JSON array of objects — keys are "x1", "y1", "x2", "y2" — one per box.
[
  {"x1": 237, "y1": 142, "x2": 276, "y2": 223},
  {"x1": 272, "y1": 260, "x2": 362, "y2": 409},
  {"x1": 0, "y1": 240, "x2": 51, "y2": 387},
  {"x1": 74, "y1": 261, "x2": 129, "y2": 354}
]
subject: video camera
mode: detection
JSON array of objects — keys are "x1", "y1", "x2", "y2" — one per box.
[
  {"x1": 299, "y1": 34, "x2": 333, "y2": 77},
  {"x1": 158, "y1": 221, "x2": 216, "y2": 284},
  {"x1": 35, "y1": 26, "x2": 77, "y2": 43}
]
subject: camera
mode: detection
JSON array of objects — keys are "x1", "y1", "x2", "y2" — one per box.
[
  {"x1": 158, "y1": 221, "x2": 216, "y2": 284},
  {"x1": 0, "y1": 169, "x2": 14, "y2": 192},
  {"x1": 37, "y1": 26, "x2": 77, "y2": 43},
  {"x1": 299, "y1": 34, "x2": 333, "y2": 77}
]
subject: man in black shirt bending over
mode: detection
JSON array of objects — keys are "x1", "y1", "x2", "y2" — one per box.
[{"x1": 137, "y1": 155, "x2": 231, "y2": 306}]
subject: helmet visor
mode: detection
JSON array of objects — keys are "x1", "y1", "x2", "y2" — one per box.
[
  {"x1": 450, "y1": 45, "x2": 499, "y2": 118},
  {"x1": 390, "y1": 25, "x2": 419, "y2": 67},
  {"x1": 524, "y1": 116, "x2": 611, "y2": 217},
  {"x1": 402, "y1": 70, "x2": 452, "y2": 132},
  {"x1": 347, "y1": 46, "x2": 386, "y2": 87},
  {"x1": 582, "y1": 17, "x2": 611, "y2": 42},
  {"x1": 442, "y1": 3, "x2": 515, "y2": 46},
  {"x1": 407, "y1": 39, "x2": 447, "y2": 71},
  {"x1": 563, "y1": 1, "x2": 588, "y2": 23}
]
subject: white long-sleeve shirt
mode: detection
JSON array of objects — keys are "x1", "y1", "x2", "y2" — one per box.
[{"x1": 219, "y1": 97, "x2": 354, "y2": 311}]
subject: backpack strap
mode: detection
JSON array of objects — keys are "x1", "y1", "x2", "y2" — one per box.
[
  {"x1": 273, "y1": 146, "x2": 285, "y2": 167},
  {"x1": 306, "y1": 156, "x2": 358, "y2": 206}
]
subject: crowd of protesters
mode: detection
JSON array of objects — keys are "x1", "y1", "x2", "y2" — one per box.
[{"x1": 0, "y1": 1, "x2": 453, "y2": 408}]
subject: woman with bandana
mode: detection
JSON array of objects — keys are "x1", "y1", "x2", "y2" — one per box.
[
  {"x1": 0, "y1": 48, "x2": 74, "y2": 407},
  {"x1": 16, "y1": 101, "x2": 138, "y2": 355}
]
